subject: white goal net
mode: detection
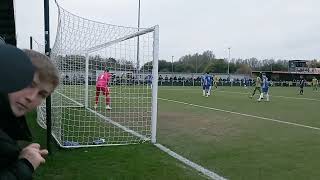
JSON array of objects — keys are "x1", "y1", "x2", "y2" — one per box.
[{"x1": 37, "y1": 4, "x2": 159, "y2": 147}]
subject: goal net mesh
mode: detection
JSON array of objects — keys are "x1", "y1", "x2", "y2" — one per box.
[{"x1": 37, "y1": 4, "x2": 158, "y2": 147}]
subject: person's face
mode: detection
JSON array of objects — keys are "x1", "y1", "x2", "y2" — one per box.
[{"x1": 8, "y1": 73, "x2": 54, "y2": 117}]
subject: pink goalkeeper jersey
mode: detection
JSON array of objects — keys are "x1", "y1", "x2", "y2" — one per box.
[{"x1": 96, "y1": 72, "x2": 111, "y2": 87}]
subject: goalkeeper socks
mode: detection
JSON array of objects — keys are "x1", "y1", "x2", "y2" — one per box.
[
  {"x1": 95, "y1": 91, "x2": 100, "y2": 104},
  {"x1": 106, "y1": 95, "x2": 110, "y2": 105},
  {"x1": 95, "y1": 96, "x2": 99, "y2": 104}
]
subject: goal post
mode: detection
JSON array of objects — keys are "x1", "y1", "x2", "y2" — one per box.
[
  {"x1": 37, "y1": 3, "x2": 159, "y2": 148},
  {"x1": 151, "y1": 25, "x2": 159, "y2": 144}
]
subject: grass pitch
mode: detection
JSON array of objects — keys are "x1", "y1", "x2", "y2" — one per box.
[{"x1": 28, "y1": 86, "x2": 320, "y2": 180}]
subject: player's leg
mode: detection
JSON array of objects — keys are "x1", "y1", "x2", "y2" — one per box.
[
  {"x1": 205, "y1": 86, "x2": 209, "y2": 97},
  {"x1": 104, "y1": 87, "x2": 112, "y2": 110},
  {"x1": 266, "y1": 90, "x2": 270, "y2": 101},
  {"x1": 208, "y1": 86, "x2": 212, "y2": 96},
  {"x1": 258, "y1": 88, "x2": 265, "y2": 101},
  {"x1": 94, "y1": 86, "x2": 101, "y2": 109},
  {"x1": 251, "y1": 87, "x2": 257, "y2": 97},
  {"x1": 202, "y1": 86, "x2": 206, "y2": 96},
  {"x1": 258, "y1": 93, "x2": 263, "y2": 101},
  {"x1": 299, "y1": 87, "x2": 303, "y2": 95}
]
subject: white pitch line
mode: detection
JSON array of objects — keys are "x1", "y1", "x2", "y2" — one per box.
[
  {"x1": 160, "y1": 88, "x2": 196, "y2": 91},
  {"x1": 271, "y1": 95, "x2": 320, "y2": 102},
  {"x1": 86, "y1": 108, "x2": 149, "y2": 141},
  {"x1": 162, "y1": 88, "x2": 320, "y2": 102},
  {"x1": 216, "y1": 90, "x2": 320, "y2": 102},
  {"x1": 155, "y1": 143, "x2": 228, "y2": 180},
  {"x1": 87, "y1": 110, "x2": 227, "y2": 180},
  {"x1": 159, "y1": 98, "x2": 320, "y2": 131},
  {"x1": 55, "y1": 91, "x2": 149, "y2": 141},
  {"x1": 54, "y1": 92, "x2": 224, "y2": 179}
]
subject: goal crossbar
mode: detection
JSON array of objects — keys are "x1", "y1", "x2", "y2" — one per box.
[{"x1": 85, "y1": 27, "x2": 156, "y2": 53}]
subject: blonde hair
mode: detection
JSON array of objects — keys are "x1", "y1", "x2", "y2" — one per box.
[{"x1": 23, "y1": 49, "x2": 59, "y2": 88}]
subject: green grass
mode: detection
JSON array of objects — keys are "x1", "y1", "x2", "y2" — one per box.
[
  {"x1": 50, "y1": 85, "x2": 152, "y2": 145},
  {"x1": 28, "y1": 85, "x2": 320, "y2": 179},
  {"x1": 157, "y1": 86, "x2": 320, "y2": 180},
  {"x1": 27, "y1": 111, "x2": 207, "y2": 180}
]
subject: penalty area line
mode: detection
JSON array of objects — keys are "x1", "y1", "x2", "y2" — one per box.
[
  {"x1": 159, "y1": 98, "x2": 320, "y2": 131},
  {"x1": 161, "y1": 88, "x2": 320, "y2": 102},
  {"x1": 217, "y1": 90, "x2": 320, "y2": 102}
]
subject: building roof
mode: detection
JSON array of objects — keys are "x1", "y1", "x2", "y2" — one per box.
[{"x1": 252, "y1": 70, "x2": 320, "y2": 75}]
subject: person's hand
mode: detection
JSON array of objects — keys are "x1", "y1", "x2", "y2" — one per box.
[{"x1": 19, "y1": 143, "x2": 48, "y2": 170}]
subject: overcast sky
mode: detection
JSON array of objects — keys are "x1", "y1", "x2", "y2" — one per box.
[{"x1": 15, "y1": 0, "x2": 320, "y2": 61}]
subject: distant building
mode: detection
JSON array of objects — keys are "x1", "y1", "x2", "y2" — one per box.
[
  {"x1": 252, "y1": 60, "x2": 320, "y2": 81},
  {"x1": 288, "y1": 60, "x2": 308, "y2": 72}
]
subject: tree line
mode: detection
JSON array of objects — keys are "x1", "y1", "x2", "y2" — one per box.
[
  {"x1": 159, "y1": 50, "x2": 319, "y2": 74},
  {"x1": 159, "y1": 50, "x2": 282, "y2": 74},
  {"x1": 54, "y1": 50, "x2": 319, "y2": 74}
]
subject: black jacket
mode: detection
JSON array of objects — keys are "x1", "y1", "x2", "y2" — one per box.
[{"x1": 0, "y1": 93, "x2": 34, "y2": 180}]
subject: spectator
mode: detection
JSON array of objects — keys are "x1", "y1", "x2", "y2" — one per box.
[{"x1": 0, "y1": 46, "x2": 59, "y2": 179}]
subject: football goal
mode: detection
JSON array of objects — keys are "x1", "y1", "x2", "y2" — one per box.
[{"x1": 37, "y1": 3, "x2": 159, "y2": 148}]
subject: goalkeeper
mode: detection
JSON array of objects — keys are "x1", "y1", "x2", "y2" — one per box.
[
  {"x1": 95, "y1": 68, "x2": 112, "y2": 110},
  {"x1": 250, "y1": 74, "x2": 262, "y2": 98}
]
